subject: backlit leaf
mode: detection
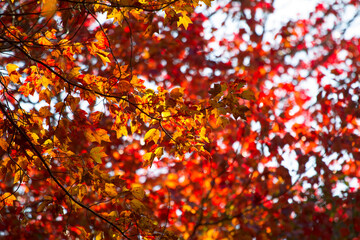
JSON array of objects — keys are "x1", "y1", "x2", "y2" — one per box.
[
  {"x1": 41, "y1": 0, "x2": 57, "y2": 18},
  {"x1": 144, "y1": 129, "x2": 160, "y2": 143},
  {"x1": 90, "y1": 147, "x2": 107, "y2": 164},
  {"x1": 177, "y1": 14, "x2": 192, "y2": 30},
  {"x1": 154, "y1": 147, "x2": 164, "y2": 158},
  {"x1": 131, "y1": 184, "x2": 145, "y2": 200},
  {"x1": 0, "y1": 192, "x2": 16, "y2": 207},
  {"x1": 130, "y1": 199, "x2": 145, "y2": 213},
  {"x1": 143, "y1": 152, "x2": 156, "y2": 167},
  {"x1": 105, "y1": 183, "x2": 117, "y2": 197},
  {"x1": 6, "y1": 63, "x2": 18, "y2": 73}
]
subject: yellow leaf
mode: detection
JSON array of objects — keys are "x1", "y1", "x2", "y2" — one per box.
[
  {"x1": 200, "y1": 127, "x2": 209, "y2": 143},
  {"x1": 0, "y1": 192, "x2": 16, "y2": 207},
  {"x1": 90, "y1": 146, "x2": 107, "y2": 164},
  {"x1": 45, "y1": 29, "x2": 56, "y2": 39},
  {"x1": 41, "y1": 0, "x2": 57, "y2": 18},
  {"x1": 6, "y1": 64, "x2": 21, "y2": 84},
  {"x1": 115, "y1": 125, "x2": 128, "y2": 138},
  {"x1": 154, "y1": 147, "x2": 163, "y2": 158},
  {"x1": 107, "y1": 8, "x2": 124, "y2": 26},
  {"x1": 105, "y1": 183, "x2": 117, "y2": 197},
  {"x1": 216, "y1": 116, "x2": 230, "y2": 128},
  {"x1": 85, "y1": 128, "x2": 110, "y2": 143},
  {"x1": 29, "y1": 132, "x2": 40, "y2": 144},
  {"x1": 39, "y1": 76, "x2": 51, "y2": 88},
  {"x1": 14, "y1": 170, "x2": 22, "y2": 184},
  {"x1": 131, "y1": 184, "x2": 145, "y2": 200},
  {"x1": 95, "y1": 232, "x2": 104, "y2": 240},
  {"x1": 143, "y1": 152, "x2": 155, "y2": 167},
  {"x1": 177, "y1": 14, "x2": 192, "y2": 30},
  {"x1": 43, "y1": 139, "x2": 53, "y2": 147},
  {"x1": 96, "y1": 129, "x2": 111, "y2": 142},
  {"x1": 6, "y1": 64, "x2": 18, "y2": 73},
  {"x1": 9, "y1": 74, "x2": 21, "y2": 84},
  {"x1": 130, "y1": 199, "x2": 145, "y2": 212},
  {"x1": 130, "y1": 121, "x2": 138, "y2": 134},
  {"x1": 97, "y1": 52, "x2": 110, "y2": 65},
  {"x1": 68, "y1": 67, "x2": 81, "y2": 79},
  {"x1": 38, "y1": 36, "x2": 53, "y2": 46},
  {"x1": 144, "y1": 129, "x2": 160, "y2": 143},
  {"x1": 161, "y1": 111, "x2": 171, "y2": 118}
]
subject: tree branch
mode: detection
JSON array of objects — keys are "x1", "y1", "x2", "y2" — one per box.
[{"x1": 0, "y1": 102, "x2": 131, "y2": 239}]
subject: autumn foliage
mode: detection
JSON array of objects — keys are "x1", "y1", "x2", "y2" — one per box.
[{"x1": 1, "y1": 0, "x2": 360, "y2": 239}]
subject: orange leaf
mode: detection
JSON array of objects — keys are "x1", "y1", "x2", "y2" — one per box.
[
  {"x1": 0, "y1": 192, "x2": 16, "y2": 207},
  {"x1": 41, "y1": 0, "x2": 57, "y2": 18}
]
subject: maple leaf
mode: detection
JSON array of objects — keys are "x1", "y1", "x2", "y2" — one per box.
[
  {"x1": 209, "y1": 83, "x2": 222, "y2": 97},
  {"x1": 3, "y1": 0, "x2": 360, "y2": 239},
  {"x1": 105, "y1": 183, "x2": 118, "y2": 197},
  {"x1": 85, "y1": 128, "x2": 111, "y2": 144},
  {"x1": 107, "y1": 9, "x2": 124, "y2": 26},
  {"x1": 115, "y1": 125, "x2": 128, "y2": 138},
  {"x1": 0, "y1": 193, "x2": 16, "y2": 207},
  {"x1": 144, "y1": 129, "x2": 160, "y2": 143},
  {"x1": 177, "y1": 14, "x2": 192, "y2": 30},
  {"x1": 41, "y1": 0, "x2": 57, "y2": 18},
  {"x1": 6, "y1": 63, "x2": 21, "y2": 83},
  {"x1": 39, "y1": 76, "x2": 51, "y2": 88},
  {"x1": 6, "y1": 63, "x2": 18, "y2": 73},
  {"x1": 240, "y1": 89, "x2": 256, "y2": 100},
  {"x1": 90, "y1": 147, "x2": 108, "y2": 164},
  {"x1": 131, "y1": 184, "x2": 145, "y2": 200},
  {"x1": 130, "y1": 199, "x2": 145, "y2": 213}
]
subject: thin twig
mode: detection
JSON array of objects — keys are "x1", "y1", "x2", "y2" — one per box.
[{"x1": 0, "y1": 102, "x2": 130, "y2": 239}]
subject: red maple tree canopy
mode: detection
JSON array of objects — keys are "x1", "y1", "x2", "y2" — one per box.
[{"x1": 0, "y1": 0, "x2": 360, "y2": 239}]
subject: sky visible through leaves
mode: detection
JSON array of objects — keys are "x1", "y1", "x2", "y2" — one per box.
[
  {"x1": 1, "y1": 0, "x2": 360, "y2": 239},
  {"x1": 200, "y1": 0, "x2": 360, "y2": 195}
]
